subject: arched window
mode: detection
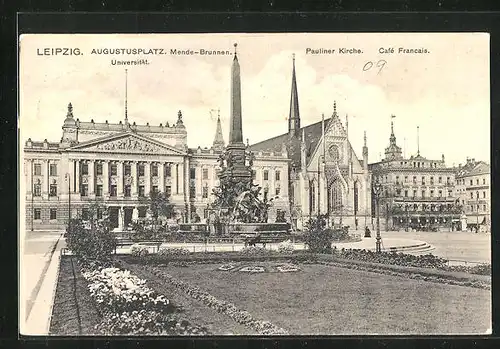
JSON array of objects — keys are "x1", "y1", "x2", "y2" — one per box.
[
  {"x1": 309, "y1": 180, "x2": 316, "y2": 214},
  {"x1": 329, "y1": 179, "x2": 343, "y2": 213},
  {"x1": 353, "y1": 181, "x2": 359, "y2": 215}
]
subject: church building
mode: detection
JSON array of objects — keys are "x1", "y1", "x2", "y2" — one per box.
[{"x1": 250, "y1": 55, "x2": 372, "y2": 230}]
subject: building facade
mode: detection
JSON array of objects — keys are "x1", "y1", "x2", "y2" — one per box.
[
  {"x1": 250, "y1": 56, "x2": 371, "y2": 230},
  {"x1": 454, "y1": 158, "x2": 490, "y2": 231},
  {"x1": 368, "y1": 122, "x2": 461, "y2": 231},
  {"x1": 23, "y1": 49, "x2": 290, "y2": 231}
]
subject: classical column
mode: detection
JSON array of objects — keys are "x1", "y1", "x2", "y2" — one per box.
[
  {"x1": 269, "y1": 168, "x2": 275, "y2": 198},
  {"x1": 117, "y1": 161, "x2": 124, "y2": 197},
  {"x1": 178, "y1": 161, "x2": 184, "y2": 195},
  {"x1": 282, "y1": 166, "x2": 289, "y2": 197},
  {"x1": 118, "y1": 206, "x2": 124, "y2": 231},
  {"x1": 75, "y1": 160, "x2": 80, "y2": 193},
  {"x1": 145, "y1": 161, "x2": 151, "y2": 196},
  {"x1": 170, "y1": 163, "x2": 176, "y2": 194},
  {"x1": 26, "y1": 159, "x2": 33, "y2": 194},
  {"x1": 158, "y1": 162, "x2": 165, "y2": 193},
  {"x1": 131, "y1": 161, "x2": 137, "y2": 196},
  {"x1": 42, "y1": 160, "x2": 48, "y2": 198},
  {"x1": 196, "y1": 166, "x2": 202, "y2": 197},
  {"x1": 88, "y1": 160, "x2": 95, "y2": 195},
  {"x1": 103, "y1": 160, "x2": 109, "y2": 197},
  {"x1": 184, "y1": 157, "x2": 191, "y2": 222}
]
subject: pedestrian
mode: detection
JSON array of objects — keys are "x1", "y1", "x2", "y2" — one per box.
[{"x1": 364, "y1": 226, "x2": 371, "y2": 238}]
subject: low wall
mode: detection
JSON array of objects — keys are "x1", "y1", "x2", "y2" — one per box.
[{"x1": 229, "y1": 222, "x2": 290, "y2": 234}]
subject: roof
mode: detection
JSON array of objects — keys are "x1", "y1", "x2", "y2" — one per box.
[
  {"x1": 455, "y1": 160, "x2": 490, "y2": 177},
  {"x1": 249, "y1": 118, "x2": 331, "y2": 165},
  {"x1": 467, "y1": 162, "x2": 490, "y2": 176}
]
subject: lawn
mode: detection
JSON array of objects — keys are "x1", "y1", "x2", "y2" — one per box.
[
  {"x1": 50, "y1": 257, "x2": 102, "y2": 335},
  {"x1": 160, "y1": 261, "x2": 491, "y2": 335}
]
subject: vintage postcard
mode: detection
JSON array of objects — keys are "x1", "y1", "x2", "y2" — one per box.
[{"x1": 19, "y1": 33, "x2": 491, "y2": 336}]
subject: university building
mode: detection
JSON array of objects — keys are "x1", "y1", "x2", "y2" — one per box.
[
  {"x1": 368, "y1": 122, "x2": 461, "y2": 231},
  {"x1": 454, "y1": 158, "x2": 490, "y2": 231},
  {"x1": 23, "y1": 48, "x2": 290, "y2": 231}
]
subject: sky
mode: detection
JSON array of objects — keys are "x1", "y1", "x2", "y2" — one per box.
[{"x1": 19, "y1": 33, "x2": 490, "y2": 166}]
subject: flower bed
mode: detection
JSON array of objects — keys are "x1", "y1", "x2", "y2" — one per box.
[
  {"x1": 443, "y1": 263, "x2": 491, "y2": 276},
  {"x1": 239, "y1": 246, "x2": 270, "y2": 255},
  {"x1": 311, "y1": 256, "x2": 490, "y2": 290},
  {"x1": 239, "y1": 266, "x2": 266, "y2": 273},
  {"x1": 130, "y1": 244, "x2": 150, "y2": 257},
  {"x1": 157, "y1": 247, "x2": 191, "y2": 257},
  {"x1": 80, "y1": 263, "x2": 208, "y2": 335},
  {"x1": 276, "y1": 263, "x2": 300, "y2": 273},
  {"x1": 145, "y1": 265, "x2": 288, "y2": 335},
  {"x1": 277, "y1": 240, "x2": 295, "y2": 254},
  {"x1": 218, "y1": 264, "x2": 237, "y2": 271},
  {"x1": 335, "y1": 248, "x2": 448, "y2": 269}
]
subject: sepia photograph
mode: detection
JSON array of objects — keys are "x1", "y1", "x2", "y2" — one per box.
[{"x1": 19, "y1": 32, "x2": 491, "y2": 336}]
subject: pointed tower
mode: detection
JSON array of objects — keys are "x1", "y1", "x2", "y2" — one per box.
[
  {"x1": 384, "y1": 115, "x2": 403, "y2": 160},
  {"x1": 61, "y1": 102, "x2": 78, "y2": 146},
  {"x1": 288, "y1": 53, "x2": 301, "y2": 137},
  {"x1": 213, "y1": 110, "x2": 225, "y2": 151},
  {"x1": 362, "y1": 131, "x2": 368, "y2": 173}
]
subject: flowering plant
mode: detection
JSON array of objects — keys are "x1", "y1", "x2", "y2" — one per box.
[
  {"x1": 82, "y1": 267, "x2": 172, "y2": 315},
  {"x1": 239, "y1": 246, "x2": 269, "y2": 255},
  {"x1": 157, "y1": 247, "x2": 190, "y2": 257},
  {"x1": 95, "y1": 310, "x2": 209, "y2": 336},
  {"x1": 130, "y1": 244, "x2": 150, "y2": 257},
  {"x1": 218, "y1": 264, "x2": 237, "y2": 271},
  {"x1": 276, "y1": 263, "x2": 300, "y2": 272},
  {"x1": 335, "y1": 249, "x2": 448, "y2": 269},
  {"x1": 277, "y1": 240, "x2": 294, "y2": 254},
  {"x1": 239, "y1": 266, "x2": 265, "y2": 273}
]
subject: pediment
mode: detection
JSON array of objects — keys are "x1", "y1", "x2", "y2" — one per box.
[{"x1": 68, "y1": 132, "x2": 186, "y2": 155}]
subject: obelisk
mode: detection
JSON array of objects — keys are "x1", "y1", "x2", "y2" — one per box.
[{"x1": 221, "y1": 43, "x2": 252, "y2": 184}]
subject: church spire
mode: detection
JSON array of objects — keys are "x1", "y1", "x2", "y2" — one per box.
[
  {"x1": 384, "y1": 114, "x2": 403, "y2": 160},
  {"x1": 213, "y1": 109, "x2": 225, "y2": 151},
  {"x1": 288, "y1": 53, "x2": 300, "y2": 137},
  {"x1": 229, "y1": 43, "x2": 244, "y2": 145}
]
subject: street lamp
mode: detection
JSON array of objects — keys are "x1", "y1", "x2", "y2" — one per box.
[
  {"x1": 405, "y1": 203, "x2": 409, "y2": 232},
  {"x1": 65, "y1": 173, "x2": 71, "y2": 232},
  {"x1": 372, "y1": 177, "x2": 383, "y2": 253}
]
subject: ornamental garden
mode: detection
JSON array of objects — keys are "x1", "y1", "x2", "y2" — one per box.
[{"x1": 50, "y1": 195, "x2": 491, "y2": 336}]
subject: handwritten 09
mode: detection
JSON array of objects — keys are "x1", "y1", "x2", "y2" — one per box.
[{"x1": 363, "y1": 60, "x2": 387, "y2": 74}]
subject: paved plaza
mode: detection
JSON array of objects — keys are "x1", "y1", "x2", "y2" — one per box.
[{"x1": 381, "y1": 230, "x2": 491, "y2": 263}]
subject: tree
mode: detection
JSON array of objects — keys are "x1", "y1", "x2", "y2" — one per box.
[
  {"x1": 65, "y1": 199, "x2": 116, "y2": 263},
  {"x1": 140, "y1": 191, "x2": 176, "y2": 221},
  {"x1": 303, "y1": 214, "x2": 333, "y2": 253}
]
